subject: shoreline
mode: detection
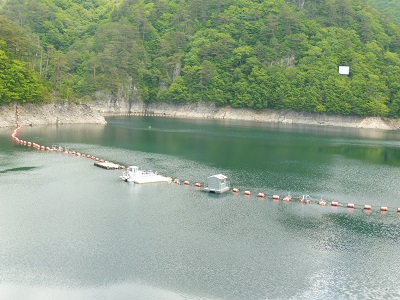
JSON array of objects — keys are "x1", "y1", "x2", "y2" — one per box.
[
  {"x1": 103, "y1": 102, "x2": 400, "y2": 130},
  {"x1": 0, "y1": 102, "x2": 107, "y2": 128},
  {"x1": 1, "y1": 101, "x2": 400, "y2": 130}
]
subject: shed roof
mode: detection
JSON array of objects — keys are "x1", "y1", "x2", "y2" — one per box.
[{"x1": 209, "y1": 174, "x2": 227, "y2": 180}]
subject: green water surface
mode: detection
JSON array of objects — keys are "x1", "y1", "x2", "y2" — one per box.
[{"x1": 0, "y1": 117, "x2": 399, "y2": 300}]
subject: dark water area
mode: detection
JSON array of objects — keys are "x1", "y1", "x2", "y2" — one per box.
[{"x1": 1, "y1": 116, "x2": 400, "y2": 299}]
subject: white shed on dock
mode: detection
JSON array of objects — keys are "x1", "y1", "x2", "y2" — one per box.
[{"x1": 203, "y1": 174, "x2": 230, "y2": 193}]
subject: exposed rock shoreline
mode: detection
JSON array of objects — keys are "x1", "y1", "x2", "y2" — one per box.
[
  {"x1": 136, "y1": 103, "x2": 400, "y2": 130},
  {"x1": 0, "y1": 102, "x2": 106, "y2": 128},
  {"x1": 1, "y1": 101, "x2": 400, "y2": 130}
]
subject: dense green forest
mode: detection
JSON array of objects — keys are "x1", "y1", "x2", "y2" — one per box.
[
  {"x1": 0, "y1": 16, "x2": 49, "y2": 103},
  {"x1": 1, "y1": 0, "x2": 400, "y2": 117},
  {"x1": 367, "y1": 0, "x2": 400, "y2": 24}
]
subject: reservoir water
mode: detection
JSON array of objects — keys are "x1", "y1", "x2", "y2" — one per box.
[{"x1": 1, "y1": 116, "x2": 400, "y2": 300}]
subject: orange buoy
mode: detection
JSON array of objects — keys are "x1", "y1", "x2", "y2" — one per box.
[
  {"x1": 257, "y1": 193, "x2": 265, "y2": 198},
  {"x1": 184, "y1": 180, "x2": 190, "y2": 185},
  {"x1": 347, "y1": 203, "x2": 355, "y2": 209},
  {"x1": 244, "y1": 190, "x2": 251, "y2": 195},
  {"x1": 195, "y1": 183, "x2": 202, "y2": 187},
  {"x1": 331, "y1": 201, "x2": 339, "y2": 206},
  {"x1": 364, "y1": 205, "x2": 372, "y2": 210},
  {"x1": 380, "y1": 206, "x2": 388, "y2": 212},
  {"x1": 41, "y1": 146, "x2": 45, "y2": 150},
  {"x1": 319, "y1": 201, "x2": 326, "y2": 206},
  {"x1": 232, "y1": 188, "x2": 239, "y2": 193},
  {"x1": 27, "y1": 142, "x2": 31, "y2": 147},
  {"x1": 272, "y1": 195, "x2": 280, "y2": 200}
]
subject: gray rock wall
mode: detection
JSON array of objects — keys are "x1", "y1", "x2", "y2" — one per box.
[
  {"x1": 101, "y1": 101, "x2": 397, "y2": 130},
  {"x1": 1, "y1": 99, "x2": 399, "y2": 130},
  {"x1": 0, "y1": 102, "x2": 106, "y2": 128}
]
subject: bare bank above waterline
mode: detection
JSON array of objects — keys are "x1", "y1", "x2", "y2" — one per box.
[
  {"x1": 1, "y1": 102, "x2": 400, "y2": 130},
  {"x1": 102, "y1": 102, "x2": 400, "y2": 131},
  {"x1": 0, "y1": 102, "x2": 106, "y2": 128}
]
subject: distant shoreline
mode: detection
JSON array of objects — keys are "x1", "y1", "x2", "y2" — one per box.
[
  {"x1": 1, "y1": 102, "x2": 400, "y2": 130},
  {"x1": 100, "y1": 102, "x2": 400, "y2": 131}
]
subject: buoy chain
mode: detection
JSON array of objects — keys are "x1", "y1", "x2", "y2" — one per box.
[
  {"x1": 11, "y1": 125, "x2": 127, "y2": 169},
  {"x1": 102, "y1": 113, "x2": 225, "y2": 120},
  {"x1": 11, "y1": 124, "x2": 400, "y2": 214}
]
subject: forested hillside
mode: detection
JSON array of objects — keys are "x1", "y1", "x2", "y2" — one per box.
[
  {"x1": 0, "y1": 17, "x2": 49, "y2": 103},
  {"x1": 367, "y1": 0, "x2": 400, "y2": 24},
  {"x1": 1, "y1": 0, "x2": 400, "y2": 117}
]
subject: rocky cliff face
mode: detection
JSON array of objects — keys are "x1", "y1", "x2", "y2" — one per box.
[
  {"x1": 97, "y1": 100, "x2": 399, "y2": 130},
  {"x1": 0, "y1": 102, "x2": 106, "y2": 128},
  {"x1": 1, "y1": 98, "x2": 399, "y2": 130}
]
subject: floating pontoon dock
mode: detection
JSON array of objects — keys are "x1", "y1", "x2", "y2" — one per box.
[
  {"x1": 94, "y1": 161, "x2": 121, "y2": 170},
  {"x1": 131, "y1": 174, "x2": 172, "y2": 184},
  {"x1": 119, "y1": 166, "x2": 172, "y2": 184}
]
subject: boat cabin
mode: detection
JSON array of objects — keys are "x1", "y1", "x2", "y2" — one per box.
[
  {"x1": 127, "y1": 166, "x2": 140, "y2": 177},
  {"x1": 203, "y1": 174, "x2": 230, "y2": 193}
]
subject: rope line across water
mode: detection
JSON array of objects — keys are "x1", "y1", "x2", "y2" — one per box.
[{"x1": 10, "y1": 108, "x2": 400, "y2": 215}]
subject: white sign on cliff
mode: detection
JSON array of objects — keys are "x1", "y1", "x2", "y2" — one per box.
[{"x1": 338, "y1": 66, "x2": 350, "y2": 75}]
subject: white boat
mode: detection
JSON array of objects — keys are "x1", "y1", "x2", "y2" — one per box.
[{"x1": 119, "y1": 166, "x2": 172, "y2": 184}]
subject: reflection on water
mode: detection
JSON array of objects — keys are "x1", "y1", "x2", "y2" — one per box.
[
  {"x1": 0, "y1": 283, "x2": 215, "y2": 300},
  {"x1": 1, "y1": 118, "x2": 400, "y2": 300},
  {"x1": 0, "y1": 166, "x2": 37, "y2": 173}
]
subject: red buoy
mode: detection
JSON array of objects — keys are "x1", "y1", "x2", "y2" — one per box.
[
  {"x1": 257, "y1": 193, "x2": 265, "y2": 198},
  {"x1": 232, "y1": 188, "x2": 239, "y2": 193},
  {"x1": 347, "y1": 203, "x2": 355, "y2": 209},
  {"x1": 244, "y1": 191, "x2": 251, "y2": 195}
]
